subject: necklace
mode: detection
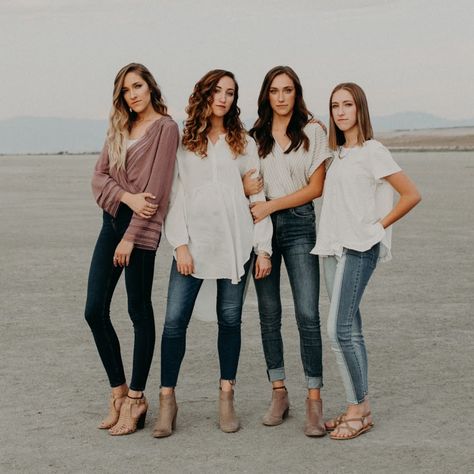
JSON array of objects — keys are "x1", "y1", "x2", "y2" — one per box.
[{"x1": 338, "y1": 146, "x2": 348, "y2": 160}]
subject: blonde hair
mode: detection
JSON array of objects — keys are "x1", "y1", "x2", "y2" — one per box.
[
  {"x1": 328, "y1": 82, "x2": 373, "y2": 151},
  {"x1": 107, "y1": 63, "x2": 168, "y2": 169}
]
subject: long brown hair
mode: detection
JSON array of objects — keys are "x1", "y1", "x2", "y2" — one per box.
[
  {"x1": 250, "y1": 66, "x2": 313, "y2": 158},
  {"x1": 182, "y1": 69, "x2": 247, "y2": 158},
  {"x1": 328, "y1": 82, "x2": 373, "y2": 151},
  {"x1": 107, "y1": 63, "x2": 168, "y2": 169}
]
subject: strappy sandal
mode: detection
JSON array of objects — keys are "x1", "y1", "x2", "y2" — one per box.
[
  {"x1": 98, "y1": 389, "x2": 128, "y2": 429},
  {"x1": 324, "y1": 413, "x2": 346, "y2": 432},
  {"x1": 108, "y1": 394, "x2": 148, "y2": 436},
  {"x1": 329, "y1": 414, "x2": 373, "y2": 440}
]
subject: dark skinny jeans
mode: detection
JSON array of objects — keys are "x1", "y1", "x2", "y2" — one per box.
[{"x1": 84, "y1": 205, "x2": 156, "y2": 391}]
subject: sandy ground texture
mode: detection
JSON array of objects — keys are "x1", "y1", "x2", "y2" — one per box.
[
  {"x1": 378, "y1": 127, "x2": 474, "y2": 151},
  {"x1": 1, "y1": 151, "x2": 473, "y2": 474}
]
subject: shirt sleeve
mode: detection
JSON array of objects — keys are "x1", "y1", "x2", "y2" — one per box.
[
  {"x1": 308, "y1": 123, "x2": 332, "y2": 177},
  {"x1": 243, "y1": 140, "x2": 273, "y2": 256},
  {"x1": 123, "y1": 121, "x2": 179, "y2": 249},
  {"x1": 163, "y1": 160, "x2": 190, "y2": 250},
  {"x1": 91, "y1": 142, "x2": 126, "y2": 216},
  {"x1": 366, "y1": 140, "x2": 402, "y2": 180}
]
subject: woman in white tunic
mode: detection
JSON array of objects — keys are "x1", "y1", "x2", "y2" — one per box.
[
  {"x1": 312, "y1": 83, "x2": 421, "y2": 440},
  {"x1": 152, "y1": 70, "x2": 272, "y2": 437}
]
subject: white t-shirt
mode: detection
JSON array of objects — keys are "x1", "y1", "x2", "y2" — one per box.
[
  {"x1": 311, "y1": 139, "x2": 401, "y2": 262},
  {"x1": 164, "y1": 135, "x2": 272, "y2": 283},
  {"x1": 260, "y1": 123, "x2": 331, "y2": 200}
]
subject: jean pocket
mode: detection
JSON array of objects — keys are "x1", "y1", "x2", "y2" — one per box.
[{"x1": 290, "y1": 204, "x2": 315, "y2": 219}]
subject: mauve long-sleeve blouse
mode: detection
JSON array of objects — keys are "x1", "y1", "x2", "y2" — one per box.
[{"x1": 91, "y1": 116, "x2": 179, "y2": 251}]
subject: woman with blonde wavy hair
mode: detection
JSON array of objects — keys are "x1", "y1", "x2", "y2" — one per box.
[
  {"x1": 152, "y1": 69, "x2": 273, "y2": 437},
  {"x1": 85, "y1": 63, "x2": 179, "y2": 436}
]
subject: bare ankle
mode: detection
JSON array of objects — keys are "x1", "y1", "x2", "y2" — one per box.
[
  {"x1": 307, "y1": 388, "x2": 321, "y2": 400},
  {"x1": 111, "y1": 384, "x2": 128, "y2": 397},
  {"x1": 128, "y1": 389, "x2": 143, "y2": 399},
  {"x1": 220, "y1": 379, "x2": 235, "y2": 392}
]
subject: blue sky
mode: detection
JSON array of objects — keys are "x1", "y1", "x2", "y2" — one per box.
[{"x1": 1, "y1": 0, "x2": 473, "y2": 121}]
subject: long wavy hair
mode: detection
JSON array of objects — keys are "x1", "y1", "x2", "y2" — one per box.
[
  {"x1": 107, "y1": 63, "x2": 168, "y2": 170},
  {"x1": 250, "y1": 66, "x2": 313, "y2": 158},
  {"x1": 182, "y1": 69, "x2": 247, "y2": 158},
  {"x1": 328, "y1": 82, "x2": 373, "y2": 150}
]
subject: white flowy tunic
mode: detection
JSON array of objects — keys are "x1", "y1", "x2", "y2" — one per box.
[{"x1": 164, "y1": 135, "x2": 272, "y2": 284}]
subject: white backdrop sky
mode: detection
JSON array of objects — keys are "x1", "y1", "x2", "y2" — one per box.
[{"x1": 1, "y1": 0, "x2": 473, "y2": 121}]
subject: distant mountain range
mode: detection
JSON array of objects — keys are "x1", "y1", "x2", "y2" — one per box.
[{"x1": 1, "y1": 113, "x2": 473, "y2": 154}]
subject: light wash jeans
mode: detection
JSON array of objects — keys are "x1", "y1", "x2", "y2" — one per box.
[{"x1": 323, "y1": 243, "x2": 380, "y2": 404}]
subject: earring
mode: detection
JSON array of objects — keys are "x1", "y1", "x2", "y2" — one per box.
[{"x1": 129, "y1": 107, "x2": 133, "y2": 113}]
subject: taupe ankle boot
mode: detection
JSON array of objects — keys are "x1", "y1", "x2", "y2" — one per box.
[
  {"x1": 304, "y1": 398, "x2": 326, "y2": 437},
  {"x1": 219, "y1": 389, "x2": 240, "y2": 433},
  {"x1": 152, "y1": 392, "x2": 178, "y2": 438},
  {"x1": 262, "y1": 387, "x2": 290, "y2": 426}
]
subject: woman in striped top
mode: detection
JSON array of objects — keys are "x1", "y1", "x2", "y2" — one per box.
[
  {"x1": 85, "y1": 63, "x2": 179, "y2": 436},
  {"x1": 245, "y1": 66, "x2": 332, "y2": 436}
]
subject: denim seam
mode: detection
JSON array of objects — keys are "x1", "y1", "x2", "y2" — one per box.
[
  {"x1": 345, "y1": 251, "x2": 365, "y2": 402},
  {"x1": 329, "y1": 253, "x2": 358, "y2": 404}
]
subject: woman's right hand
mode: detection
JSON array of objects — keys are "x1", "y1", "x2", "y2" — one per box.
[
  {"x1": 242, "y1": 169, "x2": 263, "y2": 197},
  {"x1": 121, "y1": 192, "x2": 158, "y2": 218},
  {"x1": 176, "y1": 245, "x2": 194, "y2": 276}
]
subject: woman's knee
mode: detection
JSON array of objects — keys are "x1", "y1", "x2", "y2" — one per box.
[
  {"x1": 217, "y1": 304, "x2": 242, "y2": 329},
  {"x1": 127, "y1": 299, "x2": 154, "y2": 324},
  {"x1": 84, "y1": 300, "x2": 106, "y2": 328}
]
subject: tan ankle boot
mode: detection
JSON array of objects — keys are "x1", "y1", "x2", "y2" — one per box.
[
  {"x1": 304, "y1": 398, "x2": 326, "y2": 437},
  {"x1": 262, "y1": 387, "x2": 290, "y2": 426},
  {"x1": 152, "y1": 392, "x2": 178, "y2": 438},
  {"x1": 219, "y1": 389, "x2": 240, "y2": 433}
]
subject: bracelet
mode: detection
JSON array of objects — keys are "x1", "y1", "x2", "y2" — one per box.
[{"x1": 256, "y1": 251, "x2": 271, "y2": 259}]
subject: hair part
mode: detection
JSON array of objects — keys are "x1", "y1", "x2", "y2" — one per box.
[
  {"x1": 328, "y1": 82, "x2": 373, "y2": 150},
  {"x1": 182, "y1": 69, "x2": 247, "y2": 158},
  {"x1": 107, "y1": 63, "x2": 168, "y2": 170},
  {"x1": 250, "y1": 65, "x2": 313, "y2": 158}
]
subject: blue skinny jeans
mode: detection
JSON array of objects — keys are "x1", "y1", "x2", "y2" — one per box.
[
  {"x1": 160, "y1": 258, "x2": 251, "y2": 387},
  {"x1": 323, "y1": 243, "x2": 380, "y2": 404},
  {"x1": 254, "y1": 203, "x2": 323, "y2": 389}
]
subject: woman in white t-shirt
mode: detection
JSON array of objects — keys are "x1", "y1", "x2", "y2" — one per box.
[
  {"x1": 312, "y1": 82, "x2": 421, "y2": 440},
  {"x1": 152, "y1": 70, "x2": 272, "y2": 437}
]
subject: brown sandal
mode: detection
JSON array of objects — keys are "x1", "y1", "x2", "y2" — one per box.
[
  {"x1": 108, "y1": 394, "x2": 148, "y2": 436},
  {"x1": 98, "y1": 389, "x2": 128, "y2": 429},
  {"x1": 329, "y1": 414, "x2": 373, "y2": 440},
  {"x1": 324, "y1": 412, "x2": 346, "y2": 432}
]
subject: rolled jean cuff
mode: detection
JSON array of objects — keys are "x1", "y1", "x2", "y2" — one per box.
[
  {"x1": 347, "y1": 392, "x2": 368, "y2": 405},
  {"x1": 306, "y1": 376, "x2": 323, "y2": 389},
  {"x1": 267, "y1": 367, "x2": 286, "y2": 382}
]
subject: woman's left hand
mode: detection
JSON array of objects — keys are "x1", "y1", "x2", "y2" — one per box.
[
  {"x1": 250, "y1": 201, "x2": 274, "y2": 223},
  {"x1": 255, "y1": 255, "x2": 272, "y2": 279},
  {"x1": 113, "y1": 239, "x2": 134, "y2": 267}
]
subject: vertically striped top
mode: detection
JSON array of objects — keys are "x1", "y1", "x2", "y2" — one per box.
[
  {"x1": 91, "y1": 116, "x2": 179, "y2": 251},
  {"x1": 259, "y1": 123, "x2": 331, "y2": 200}
]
